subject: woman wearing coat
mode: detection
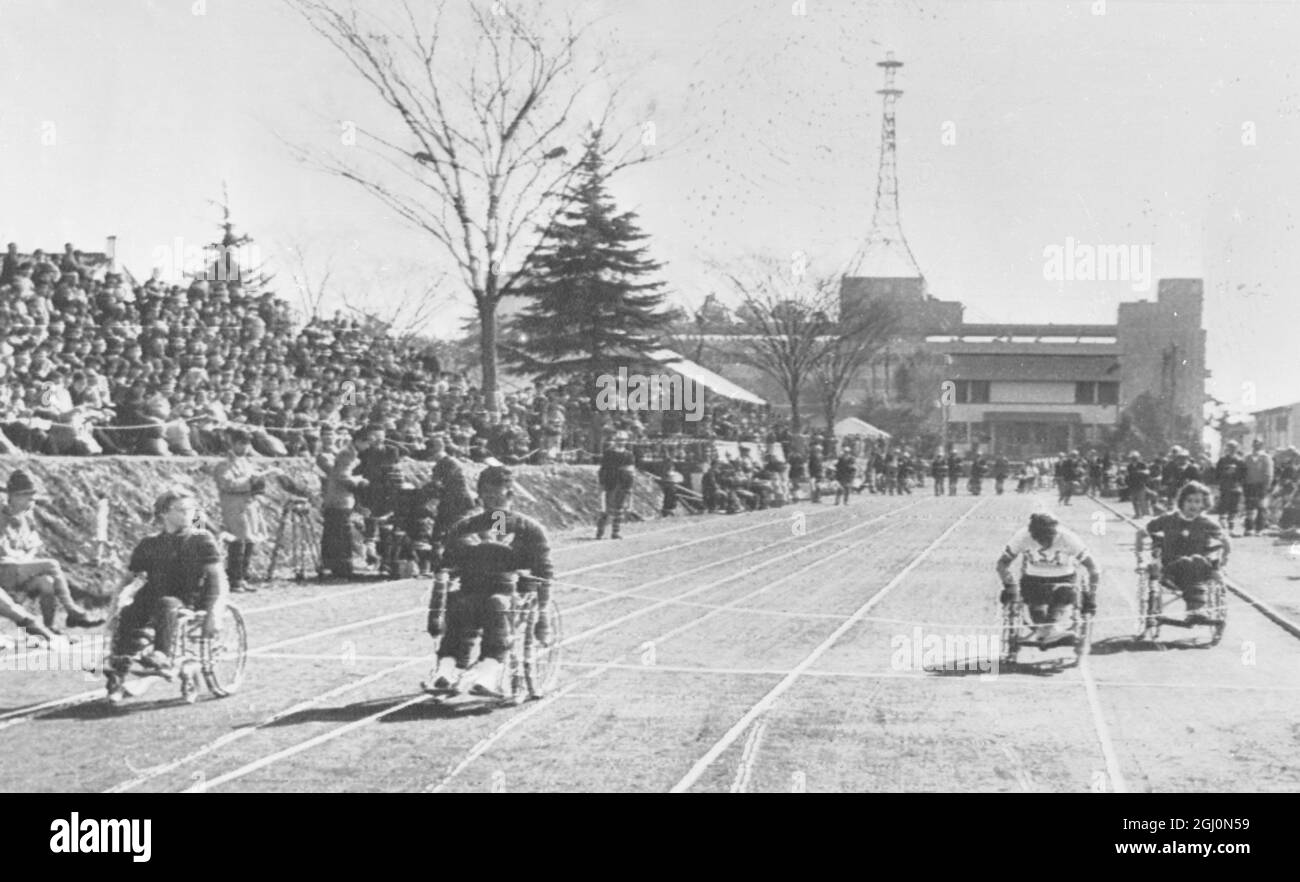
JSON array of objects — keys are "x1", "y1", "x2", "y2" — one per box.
[{"x1": 214, "y1": 428, "x2": 277, "y2": 592}]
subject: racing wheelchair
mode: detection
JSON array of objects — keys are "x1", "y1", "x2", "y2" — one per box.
[
  {"x1": 425, "y1": 569, "x2": 563, "y2": 706},
  {"x1": 999, "y1": 571, "x2": 1094, "y2": 668},
  {"x1": 1134, "y1": 545, "x2": 1227, "y2": 647},
  {"x1": 103, "y1": 592, "x2": 248, "y2": 704}
]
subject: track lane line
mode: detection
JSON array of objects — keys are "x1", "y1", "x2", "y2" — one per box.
[
  {"x1": 424, "y1": 503, "x2": 928, "y2": 793},
  {"x1": 1, "y1": 508, "x2": 806, "y2": 732},
  {"x1": 669, "y1": 497, "x2": 986, "y2": 793},
  {"x1": 102, "y1": 506, "x2": 872, "y2": 791},
  {"x1": 188, "y1": 501, "x2": 926, "y2": 792}
]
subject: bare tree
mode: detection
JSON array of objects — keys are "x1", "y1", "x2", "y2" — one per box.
[
  {"x1": 281, "y1": 237, "x2": 338, "y2": 320},
  {"x1": 811, "y1": 296, "x2": 901, "y2": 430},
  {"x1": 341, "y1": 276, "x2": 452, "y2": 342},
  {"x1": 284, "y1": 0, "x2": 652, "y2": 410},
  {"x1": 722, "y1": 259, "x2": 844, "y2": 433}
]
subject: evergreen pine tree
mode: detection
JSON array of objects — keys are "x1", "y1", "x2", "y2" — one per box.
[{"x1": 504, "y1": 130, "x2": 672, "y2": 408}]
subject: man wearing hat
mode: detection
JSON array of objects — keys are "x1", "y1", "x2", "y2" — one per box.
[
  {"x1": 214, "y1": 429, "x2": 278, "y2": 592},
  {"x1": 1243, "y1": 438, "x2": 1274, "y2": 536},
  {"x1": 0, "y1": 469, "x2": 104, "y2": 636},
  {"x1": 1214, "y1": 440, "x2": 1248, "y2": 535},
  {"x1": 1125, "y1": 452, "x2": 1153, "y2": 518},
  {"x1": 596, "y1": 430, "x2": 636, "y2": 539}
]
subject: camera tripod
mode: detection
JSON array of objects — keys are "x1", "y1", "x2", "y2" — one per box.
[{"x1": 266, "y1": 497, "x2": 322, "y2": 582}]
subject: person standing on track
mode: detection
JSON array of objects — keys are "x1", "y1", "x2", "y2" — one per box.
[
  {"x1": 968, "y1": 451, "x2": 986, "y2": 496},
  {"x1": 421, "y1": 436, "x2": 476, "y2": 565},
  {"x1": 1125, "y1": 452, "x2": 1153, "y2": 518},
  {"x1": 423, "y1": 466, "x2": 554, "y2": 697},
  {"x1": 993, "y1": 455, "x2": 1010, "y2": 495},
  {"x1": 897, "y1": 450, "x2": 914, "y2": 495},
  {"x1": 808, "y1": 443, "x2": 825, "y2": 504},
  {"x1": 833, "y1": 444, "x2": 857, "y2": 505},
  {"x1": 945, "y1": 448, "x2": 962, "y2": 496},
  {"x1": 1242, "y1": 438, "x2": 1274, "y2": 537},
  {"x1": 930, "y1": 450, "x2": 947, "y2": 497},
  {"x1": 1056, "y1": 450, "x2": 1081, "y2": 506},
  {"x1": 997, "y1": 512, "x2": 1100, "y2": 646},
  {"x1": 596, "y1": 431, "x2": 636, "y2": 539},
  {"x1": 1213, "y1": 440, "x2": 1247, "y2": 536},
  {"x1": 318, "y1": 426, "x2": 370, "y2": 579},
  {"x1": 214, "y1": 428, "x2": 276, "y2": 594}
]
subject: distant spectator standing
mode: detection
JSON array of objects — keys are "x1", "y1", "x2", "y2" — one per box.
[
  {"x1": 1243, "y1": 438, "x2": 1274, "y2": 536},
  {"x1": 214, "y1": 429, "x2": 277, "y2": 593}
]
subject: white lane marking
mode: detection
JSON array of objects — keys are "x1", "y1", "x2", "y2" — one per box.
[
  {"x1": 188, "y1": 692, "x2": 433, "y2": 793},
  {"x1": 207, "y1": 505, "x2": 922, "y2": 794},
  {"x1": 104, "y1": 515, "x2": 823, "y2": 790},
  {"x1": 426, "y1": 504, "x2": 926, "y2": 793},
  {"x1": 185, "y1": 501, "x2": 918, "y2": 794},
  {"x1": 2, "y1": 512, "x2": 799, "y2": 732},
  {"x1": 1079, "y1": 655, "x2": 1128, "y2": 793},
  {"x1": 730, "y1": 719, "x2": 768, "y2": 793},
  {"x1": 106, "y1": 658, "x2": 427, "y2": 792},
  {"x1": 670, "y1": 497, "x2": 985, "y2": 793}
]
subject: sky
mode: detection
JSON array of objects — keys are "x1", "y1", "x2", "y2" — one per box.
[{"x1": 1, "y1": 0, "x2": 1298, "y2": 412}]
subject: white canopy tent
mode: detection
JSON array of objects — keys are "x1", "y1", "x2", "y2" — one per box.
[
  {"x1": 645, "y1": 349, "x2": 767, "y2": 406},
  {"x1": 834, "y1": 417, "x2": 891, "y2": 439}
]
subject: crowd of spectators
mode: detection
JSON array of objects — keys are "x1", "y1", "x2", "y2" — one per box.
[{"x1": 0, "y1": 242, "x2": 807, "y2": 465}]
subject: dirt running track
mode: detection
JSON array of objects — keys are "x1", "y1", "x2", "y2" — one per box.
[{"x1": 3, "y1": 490, "x2": 1299, "y2": 793}]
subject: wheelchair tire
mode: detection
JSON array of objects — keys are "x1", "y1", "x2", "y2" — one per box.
[
  {"x1": 1207, "y1": 578, "x2": 1227, "y2": 647},
  {"x1": 999, "y1": 602, "x2": 1020, "y2": 667},
  {"x1": 200, "y1": 604, "x2": 248, "y2": 697},
  {"x1": 1075, "y1": 615, "x2": 1093, "y2": 663},
  {"x1": 1136, "y1": 572, "x2": 1160, "y2": 640},
  {"x1": 524, "y1": 598, "x2": 563, "y2": 699}
]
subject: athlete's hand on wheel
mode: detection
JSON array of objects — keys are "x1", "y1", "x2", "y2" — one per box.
[
  {"x1": 999, "y1": 585, "x2": 1017, "y2": 605},
  {"x1": 1081, "y1": 592, "x2": 1097, "y2": 616}
]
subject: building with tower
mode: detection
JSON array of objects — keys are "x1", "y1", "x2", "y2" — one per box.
[{"x1": 694, "y1": 52, "x2": 1208, "y2": 457}]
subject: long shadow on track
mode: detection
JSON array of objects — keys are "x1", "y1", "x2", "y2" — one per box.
[{"x1": 258, "y1": 693, "x2": 507, "y2": 724}]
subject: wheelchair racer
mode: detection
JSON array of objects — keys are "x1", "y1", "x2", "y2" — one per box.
[
  {"x1": 996, "y1": 512, "x2": 1100, "y2": 645},
  {"x1": 105, "y1": 488, "x2": 229, "y2": 703},
  {"x1": 1135, "y1": 481, "x2": 1230, "y2": 626},
  {"x1": 424, "y1": 466, "x2": 554, "y2": 697}
]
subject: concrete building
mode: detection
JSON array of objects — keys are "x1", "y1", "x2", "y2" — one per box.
[
  {"x1": 915, "y1": 279, "x2": 1207, "y2": 458},
  {"x1": 1252, "y1": 402, "x2": 1300, "y2": 451}
]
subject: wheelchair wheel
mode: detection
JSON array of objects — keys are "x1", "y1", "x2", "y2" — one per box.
[
  {"x1": 524, "y1": 598, "x2": 563, "y2": 699},
  {"x1": 1206, "y1": 578, "x2": 1227, "y2": 647},
  {"x1": 200, "y1": 604, "x2": 248, "y2": 697},
  {"x1": 1136, "y1": 571, "x2": 1159, "y2": 640},
  {"x1": 1075, "y1": 614, "x2": 1093, "y2": 664},
  {"x1": 999, "y1": 602, "x2": 1020, "y2": 667}
]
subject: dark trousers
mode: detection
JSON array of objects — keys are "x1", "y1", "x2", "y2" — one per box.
[
  {"x1": 1019, "y1": 575, "x2": 1076, "y2": 622},
  {"x1": 947, "y1": 476, "x2": 958, "y2": 496},
  {"x1": 111, "y1": 595, "x2": 185, "y2": 664},
  {"x1": 438, "y1": 589, "x2": 512, "y2": 666},
  {"x1": 1243, "y1": 484, "x2": 1268, "y2": 532},
  {"x1": 322, "y1": 508, "x2": 360, "y2": 576}
]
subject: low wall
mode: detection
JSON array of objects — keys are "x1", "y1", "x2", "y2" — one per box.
[{"x1": 0, "y1": 456, "x2": 662, "y2": 606}]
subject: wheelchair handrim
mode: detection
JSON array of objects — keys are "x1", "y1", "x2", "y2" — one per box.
[
  {"x1": 202, "y1": 605, "x2": 248, "y2": 696},
  {"x1": 524, "y1": 599, "x2": 563, "y2": 696}
]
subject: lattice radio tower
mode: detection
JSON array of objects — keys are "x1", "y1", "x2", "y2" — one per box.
[{"x1": 847, "y1": 52, "x2": 924, "y2": 280}]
